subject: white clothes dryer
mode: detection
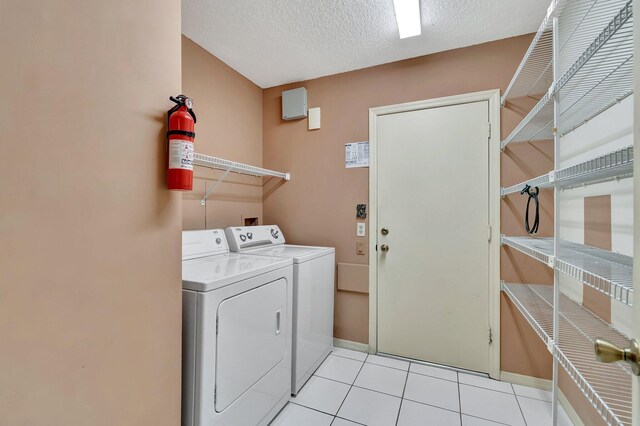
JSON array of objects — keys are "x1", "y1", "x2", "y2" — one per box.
[
  {"x1": 181, "y1": 229, "x2": 293, "y2": 426},
  {"x1": 225, "y1": 225, "x2": 335, "y2": 395}
]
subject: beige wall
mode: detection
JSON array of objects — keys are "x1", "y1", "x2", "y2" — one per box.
[
  {"x1": 181, "y1": 36, "x2": 264, "y2": 230},
  {"x1": 0, "y1": 2, "x2": 182, "y2": 425},
  {"x1": 262, "y1": 34, "x2": 542, "y2": 346}
]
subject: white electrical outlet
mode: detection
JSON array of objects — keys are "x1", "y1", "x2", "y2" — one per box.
[{"x1": 356, "y1": 222, "x2": 366, "y2": 237}]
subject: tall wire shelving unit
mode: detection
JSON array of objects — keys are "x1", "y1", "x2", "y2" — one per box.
[{"x1": 500, "y1": 0, "x2": 634, "y2": 424}]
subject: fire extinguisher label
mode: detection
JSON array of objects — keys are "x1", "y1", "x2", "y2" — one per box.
[{"x1": 169, "y1": 139, "x2": 194, "y2": 170}]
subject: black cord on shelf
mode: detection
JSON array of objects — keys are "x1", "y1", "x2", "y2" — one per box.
[{"x1": 521, "y1": 184, "x2": 540, "y2": 235}]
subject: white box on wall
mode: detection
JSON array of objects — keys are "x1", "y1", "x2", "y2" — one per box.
[
  {"x1": 308, "y1": 107, "x2": 320, "y2": 130},
  {"x1": 282, "y1": 87, "x2": 307, "y2": 120}
]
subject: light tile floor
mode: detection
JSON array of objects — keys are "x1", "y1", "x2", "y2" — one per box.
[{"x1": 271, "y1": 348, "x2": 574, "y2": 426}]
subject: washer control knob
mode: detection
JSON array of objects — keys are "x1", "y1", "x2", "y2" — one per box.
[
  {"x1": 215, "y1": 238, "x2": 222, "y2": 244},
  {"x1": 247, "y1": 232, "x2": 253, "y2": 240},
  {"x1": 240, "y1": 235, "x2": 247, "y2": 242}
]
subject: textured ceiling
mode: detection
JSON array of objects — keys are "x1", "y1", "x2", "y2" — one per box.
[{"x1": 182, "y1": 0, "x2": 546, "y2": 88}]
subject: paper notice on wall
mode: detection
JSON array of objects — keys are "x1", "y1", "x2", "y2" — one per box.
[{"x1": 345, "y1": 142, "x2": 369, "y2": 168}]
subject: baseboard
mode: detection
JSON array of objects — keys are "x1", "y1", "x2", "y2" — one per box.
[
  {"x1": 333, "y1": 338, "x2": 369, "y2": 353},
  {"x1": 499, "y1": 371, "x2": 584, "y2": 426},
  {"x1": 558, "y1": 390, "x2": 585, "y2": 426},
  {"x1": 499, "y1": 371, "x2": 552, "y2": 390}
]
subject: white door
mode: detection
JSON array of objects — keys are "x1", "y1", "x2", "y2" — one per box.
[{"x1": 376, "y1": 100, "x2": 491, "y2": 373}]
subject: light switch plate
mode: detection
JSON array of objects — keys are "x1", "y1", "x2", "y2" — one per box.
[
  {"x1": 356, "y1": 222, "x2": 366, "y2": 237},
  {"x1": 356, "y1": 241, "x2": 365, "y2": 255}
]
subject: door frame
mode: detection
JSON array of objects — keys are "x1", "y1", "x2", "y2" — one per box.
[{"x1": 367, "y1": 89, "x2": 502, "y2": 379}]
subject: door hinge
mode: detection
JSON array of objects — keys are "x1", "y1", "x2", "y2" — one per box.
[
  {"x1": 488, "y1": 226, "x2": 492, "y2": 242},
  {"x1": 487, "y1": 122, "x2": 492, "y2": 138},
  {"x1": 214, "y1": 385, "x2": 217, "y2": 404},
  {"x1": 216, "y1": 318, "x2": 219, "y2": 335},
  {"x1": 489, "y1": 327, "x2": 493, "y2": 344}
]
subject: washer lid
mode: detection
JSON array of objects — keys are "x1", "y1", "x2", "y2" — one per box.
[
  {"x1": 246, "y1": 245, "x2": 335, "y2": 263},
  {"x1": 182, "y1": 253, "x2": 292, "y2": 292}
]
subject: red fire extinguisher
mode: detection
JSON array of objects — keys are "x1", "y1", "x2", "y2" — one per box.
[{"x1": 167, "y1": 95, "x2": 196, "y2": 191}]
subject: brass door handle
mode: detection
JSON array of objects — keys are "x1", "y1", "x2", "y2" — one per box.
[
  {"x1": 380, "y1": 244, "x2": 389, "y2": 253},
  {"x1": 594, "y1": 338, "x2": 640, "y2": 375}
]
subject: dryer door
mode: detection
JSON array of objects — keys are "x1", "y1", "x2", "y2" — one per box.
[{"x1": 215, "y1": 278, "x2": 288, "y2": 412}]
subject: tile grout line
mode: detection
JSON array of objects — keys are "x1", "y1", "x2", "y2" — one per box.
[
  {"x1": 288, "y1": 400, "x2": 340, "y2": 419},
  {"x1": 333, "y1": 415, "x2": 368, "y2": 426},
  {"x1": 457, "y1": 372, "x2": 463, "y2": 426},
  {"x1": 512, "y1": 383, "x2": 529, "y2": 426},
  {"x1": 310, "y1": 367, "x2": 517, "y2": 425},
  {"x1": 332, "y1": 353, "x2": 369, "y2": 423},
  {"x1": 330, "y1": 351, "x2": 369, "y2": 363},
  {"x1": 313, "y1": 352, "x2": 537, "y2": 426},
  {"x1": 458, "y1": 381, "x2": 515, "y2": 396},
  {"x1": 394, "y1": 363, "x2": 411, "y2": 426}
]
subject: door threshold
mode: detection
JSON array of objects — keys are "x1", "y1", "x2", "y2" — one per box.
[{"x1": 376, "y1": 352, "x2": 489, "y2": 378}]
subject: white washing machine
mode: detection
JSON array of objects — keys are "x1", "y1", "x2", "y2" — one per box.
[
  {"x1": 181, "y1": 229, "x2": 293, "y2": 426},
  {"x1": 225, "y1": 225, "x2": 335, "y2": 395}
]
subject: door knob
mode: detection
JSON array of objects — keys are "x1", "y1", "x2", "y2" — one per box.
[
  {"x1": 380, "y1": 244, "x2": 389, "y2": 253},
  {"x1": 594, "y1": 338, "x2": 640, "y2": 375},
  {"x1": 381, "y1": 228, "x2": 389, "y2": 236}
]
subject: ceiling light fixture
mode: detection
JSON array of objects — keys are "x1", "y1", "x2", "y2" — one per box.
[{"x1": 392, "y1": 0, "x2": 421, "y2": 39}]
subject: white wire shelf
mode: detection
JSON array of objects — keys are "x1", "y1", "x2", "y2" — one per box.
[
  {"x1": 500, "y1": 145, "x2": 633, "y2": 196},
  {"x1": 501, "y1": 283, "x2": 553, "y2": 344},
  {"x1": 500, "y1": 89, "x2": 555, "y2": 150},
  {"x1": 193, "y1": 152, "x2": 290, "y2": 202},
  {"x1": 501, "y1": 236, "x2": 634, "y2": 305},
  {"x1": 556, "y1": 145, "x2": 634, "y2": 189},
  {"x1": 558, "y1": 0, "x2": 631, "y2": 77},
  {"x1": 501, "y1": 0, "x2": 560, "y2": 103},
  {"x1": 501, "y1": 0, "x2": 634, "y2": 149},
  {"x1": 501, "y1": 283, "x2": 633, "y2": 426},
  {"x1": 501, "y1": 172, "x2": 553, "y2": 197},
  {"x1": 557, "y1": 0, "x2": 633, "y2": 136}
]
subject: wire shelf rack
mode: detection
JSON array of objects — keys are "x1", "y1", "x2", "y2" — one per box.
[
  {"x1": 501, "y1": 283, "x2": 633, "y2": 426},
  {"x1": 557, "y1": 0, "x2": 631, "y2": 77},
  {"x1": 500, "y1": 145, "x2": 634, "y2": 196},
  {"x1": 193, "y1": 153, "x2": 290, "y2": 180},
  {"x1": 501, "y1": 172, "x2": 554, "y2": 197},
  {"x1": 501, "y1": 0, "x2": 560, "y2": 103},
  {"x1": 556, "y1": 145, "x2": 634, "y2": 188},
  {"x1": 501, "y1": 0, "x2": 634, "y2": 149},
  {"x1": 193, "y1": 152, "x2": 290, "y2": 202},
  {"x1": 501, "y1": 282, "x2": 553, "y2": 344},
  {"x1": 557, "y1": 0, "x2": 633, "y2": 136},
  {"x1": 501, "y1": 236, "x2": 634, "y2": 305},
  {"x1": 501, "y1": 90, "x2": 555, "y2": 149}
]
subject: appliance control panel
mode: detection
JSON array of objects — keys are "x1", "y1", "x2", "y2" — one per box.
[
  {"x1": 225, "y1": 225, "x2": 285, "y2": 252},
  {"x1": 182, "y1": 229, "x2": 229, "y2": 260}
]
